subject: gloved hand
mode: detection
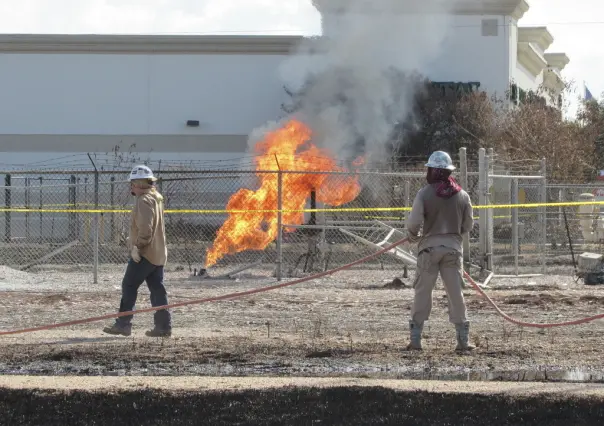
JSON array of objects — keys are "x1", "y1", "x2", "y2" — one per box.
[
  {"x1": 407, "y1": 231, "x2": 421, "y2": 244},
  {"x1": 131, "y1": 246, "x2": 141, "y2": 263}
]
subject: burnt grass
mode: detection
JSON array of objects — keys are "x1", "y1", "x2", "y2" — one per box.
[{"x1": 1, "y1": 386, "x2": 603, "y2": 425}]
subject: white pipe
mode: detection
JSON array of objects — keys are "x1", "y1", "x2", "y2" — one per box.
[
  {"x1": 493, "y1": 274, "x2": 544, "y2": 278},
  {"x1": 488, "y1": 175, "x2": 545, "y2": 180}
]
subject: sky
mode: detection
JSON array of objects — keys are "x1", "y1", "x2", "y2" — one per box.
[{"x1": 0, "y1": 0, "x2": 600, "y2": 113}]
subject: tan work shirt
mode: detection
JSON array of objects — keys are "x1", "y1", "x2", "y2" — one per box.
[
  {"x1": 407, "y1": 184, "x2": 474, "y2": 253},
  {"x1": 129, "y1": 190, "x2": 167, "y2": 266}
]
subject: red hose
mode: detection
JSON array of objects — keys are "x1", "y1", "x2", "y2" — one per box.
[
  {"x1": 0, "y1": 237, "x2": 411, "y2": 336},
  {"x1": 463, "y1": 271, "x2": 604, "y2": 328},
  {"x1": 0, "y1": 237, "x2": 603, "y2": 336}
]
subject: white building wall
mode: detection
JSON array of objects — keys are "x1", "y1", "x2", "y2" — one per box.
[
  {"x1": 507, "y1": 17, "x2": 519, "y2": 92},
  {"x1": 429, "y1": 15, "x2": 510, "y2": 97},
  {"x1": 0, "y1": 53, "x2": 289, "y2": 135},
  {"x1": 514, "y1": 62, "x2": 541, "y2": 93}
]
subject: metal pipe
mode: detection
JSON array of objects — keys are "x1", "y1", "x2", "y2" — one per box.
[
  {"x1": 283, "y1": 224, "x2": 380, "y2": 230},
  {"x1": 25, "y1": 177, "x2": 30, "y2": 240},
  {"x1": 488, "y1": 174, "x2": 545, "y2": 180},
  {"x1": 493, "y1": 274, "x2": 543, "y2": 278},
  {"x1": 459, "y1": 147, "x2": 470, "y2": 265},
  {"x1": 404, "y1": 180, "x2": 411, "y2": 224},
  {"x1": 511, "y1": 178, "x2": 519, "y2": 275},
  {"x1": 540, "y1": 158, "x2": 547, "y2": 274},
  {"x1": 39, "y1": 176, "x2": 43, "y2": 241},
  {"x1": 93, "y1": 172, "x2": 99, "y2": 284},
  {"x1": 276, "y1": 170, "x2": 283, "y2": 281},
  {"x1": 4, "y1": 174, "x2": 11, "y2": 243}
]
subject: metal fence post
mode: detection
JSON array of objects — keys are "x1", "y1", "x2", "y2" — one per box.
[
  {"x1": 93, "y1": 171, "x2": 99, "y2": 284},
  {"x1": 478, "y1": 148, "x2": 486, "y2": 270},
  {"x1": 276, "y1": 170, "x2": 283, "y2": 281},
  {"x1": 540, "y1": 158, "x2": 547, "y2": 274},
  {"x1": 511, "y1": 178, "x2": 519, "y2": 275},
  {"x1": 110, "y1": 176, "x2": 115, "y2": 242},
  {"x1": 4, "y1": 174, "x2": 11, "y2": 243},
  {"x1": 25, "y1": 177, "x2": 30, "y2": 240},
  {"x1": 486, "y1": 148, "x2": 494, "y2": 272},
  {"x1": 69, "y1": 175, "x2": 76, "y2": 240},
  {"x1": 459, "y1": 147, "x2": 470, "y2": 265},
  {"x1": 39, "y1": 177, "x2": 43, "y2": 241},
  {"x1": 404, "y1": 180, "x2": 411, "y2": 223}
]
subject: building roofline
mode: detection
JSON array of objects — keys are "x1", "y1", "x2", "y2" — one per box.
[
  {"x1": 313, "y1": 0, "x2": 529, "y2": 20},
  {"x1": 544, "y1": 52, "x2": 570, "y2": 70},
  {"x1": 0, "y1": 34, "x2": 304, "y2": 54},
  {"x1": 518, "y1": 26, "x2": 554, "y2": 52},
  {"x1": 517, "y1": 41, "x2": 548, "y2": 77}
]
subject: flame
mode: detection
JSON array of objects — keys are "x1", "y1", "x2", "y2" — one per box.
[{"x1": 205, "y1": 119, "x2": 362, "y2": 267}]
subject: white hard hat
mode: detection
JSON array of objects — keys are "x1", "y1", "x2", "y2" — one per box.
[
  {"x1": 425, "y1": 151, "x2": 455, "y2": 171},
  {"x1": 129, "y1": 164, "x2": 157, "y2": 181}
]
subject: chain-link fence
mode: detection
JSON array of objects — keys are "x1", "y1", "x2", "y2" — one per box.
[
  {"x1": 0, "y1": 169, "x2": 438, "y2": 283},
  {"x1": 1, "y1": 147, "x2": 596, "y2": 287}
]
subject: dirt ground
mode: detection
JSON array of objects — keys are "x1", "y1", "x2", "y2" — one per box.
[
  {"x1": 0, "y1": 267, "x2": 603, "y2": 379},
  {"x1": 2, "y1": 266, "x2": 604, "y2": 424}
]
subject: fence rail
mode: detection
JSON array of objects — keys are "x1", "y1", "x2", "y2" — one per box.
[{"x1": 1, "y1": 148, "x2": 602, "y2": 286}]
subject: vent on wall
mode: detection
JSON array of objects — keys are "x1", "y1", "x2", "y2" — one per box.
[
  {"x1": 482, "y1": 19, "x2": 498, "y2": 37},
  {"x1": 186, "y1": 120, "x2": 200, "y2": 127}
]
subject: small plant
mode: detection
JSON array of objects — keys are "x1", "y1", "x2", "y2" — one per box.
[
  {"x1": 502, "y1": 321, "x2": 511, "y2": 343},
  {"x1": 312, "y1": 317, "x2": 323, "y2": 339},
  {"x1": 549, "y1": 328, "x2": 557, "y2": 344}
]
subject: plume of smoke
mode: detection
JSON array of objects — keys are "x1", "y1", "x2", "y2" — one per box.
[{"x1": 271, "y1": 0, "x2": 460, "y2": 166}]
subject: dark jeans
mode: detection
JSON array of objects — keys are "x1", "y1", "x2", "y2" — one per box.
[{"x1": 116, "y1": 257, "x2": 171, "y2": 330}]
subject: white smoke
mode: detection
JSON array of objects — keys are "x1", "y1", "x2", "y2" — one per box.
[{"x1": 270, "y1": 0, "x2": 460, "y2": 166}]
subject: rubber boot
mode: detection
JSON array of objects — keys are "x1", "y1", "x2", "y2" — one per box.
[
  {"x1": 406, "y1": 320, "x2": 423, "y2": 351},
  {"x1": 455, "y1": 321, "x2": 476, "y2": 352}
]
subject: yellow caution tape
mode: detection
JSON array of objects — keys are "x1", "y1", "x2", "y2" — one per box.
[
  {"x1": 0, "y1": 200, "x2": 602, "y2": 214},
  {"x1": 363, "y1": 214, "x2": 535, "y2": 221}
]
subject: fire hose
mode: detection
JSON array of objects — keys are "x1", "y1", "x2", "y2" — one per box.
[{"x1": 1, "y1": 237, "x2": 604, "y2": 337}]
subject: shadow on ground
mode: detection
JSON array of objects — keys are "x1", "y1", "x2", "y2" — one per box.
[{"x1": 1, "y1": 386, "x2": 603, "y2": 425}]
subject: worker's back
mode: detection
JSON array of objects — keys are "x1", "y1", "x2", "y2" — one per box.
[{"x1": 414, "y1": 183, "x2": 473, "y2": 252}]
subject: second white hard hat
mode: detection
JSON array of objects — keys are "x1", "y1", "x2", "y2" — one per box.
[
  {"x1": 425, "y1": 151, "x2": 455, "y2": 171},
  {"x1": 129, "y1": 164, "x2": 157, "y2": 181}
]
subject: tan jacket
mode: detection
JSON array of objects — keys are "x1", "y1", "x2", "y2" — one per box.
[
  {"x1": 129, "y1": 189, "x2": 167, "y2": 266},
  {"x1": 407, "y1": 184, "x2": 473, "y2": 253}
]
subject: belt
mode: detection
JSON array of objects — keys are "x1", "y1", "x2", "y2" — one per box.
[{"x1": 418, "y1": 245, "x2": 449, "y2": 256}]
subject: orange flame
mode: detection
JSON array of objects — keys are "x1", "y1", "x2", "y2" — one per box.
[{"x1": 205, "y1": 119, "x2": 362, "y2": 267}]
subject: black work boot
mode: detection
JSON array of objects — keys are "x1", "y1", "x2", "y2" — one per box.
[
  {"x1": 103, "y1": 322, "x2": 132, "y2": 337},
  {"x1": 146, "y1": 310, "x2": 172, "y2": 337},
  {"x1": 145, "y1": 328, "x2": 172, "y2": 338}
]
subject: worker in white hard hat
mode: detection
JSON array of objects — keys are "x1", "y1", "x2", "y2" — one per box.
[
  {"x1": 103, "y1": 164, "x2": 172, "y2": 337},
  {"x1": 405, "y1": 151, "x2": 475, "y2": 352}
]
